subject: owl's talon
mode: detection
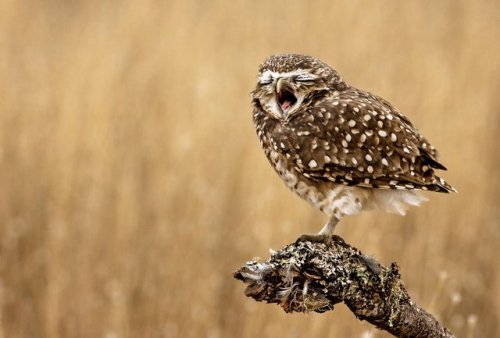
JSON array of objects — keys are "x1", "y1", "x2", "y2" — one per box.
[{"x1": 295, "y1": 233, "x2": 333, "y2": 246}]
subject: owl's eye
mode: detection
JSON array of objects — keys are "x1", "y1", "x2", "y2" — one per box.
[
  {"x1": 295, "y1": 74, "x2": 317, "y2": 83},
  {"x1": 259, "y1": 77, "x2": 273, "y2": 85}
]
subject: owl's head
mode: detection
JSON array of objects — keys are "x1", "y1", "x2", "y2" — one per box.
[{"x1": 252, "y1": 54, "x2": 347, "y2": 120}]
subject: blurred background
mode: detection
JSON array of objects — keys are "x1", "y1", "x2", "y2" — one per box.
[{"x1": 0, "y1": 1, "x2": 498, "y2": 337}]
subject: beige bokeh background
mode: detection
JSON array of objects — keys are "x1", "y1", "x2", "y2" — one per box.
[{"x1": 0, "y1": 1, "x2": 498, "y2": 337}]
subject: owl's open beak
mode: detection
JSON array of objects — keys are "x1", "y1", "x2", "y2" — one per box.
[{"x1": 276, "y1": 78, "x2": 297, "y2": 115}]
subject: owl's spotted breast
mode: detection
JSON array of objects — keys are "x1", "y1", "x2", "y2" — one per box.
[{"x1": 266, "y1": 148, "x2": 368, "y2": 219}]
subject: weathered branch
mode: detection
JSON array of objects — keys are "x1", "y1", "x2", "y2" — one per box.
[{"x1": 234, "y1": 235, "x2": 455, "y2": 338}]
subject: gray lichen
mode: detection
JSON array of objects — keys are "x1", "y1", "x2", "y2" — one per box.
[{"x1": 234, "y1": 235, "x2": 455, "y2": 338}]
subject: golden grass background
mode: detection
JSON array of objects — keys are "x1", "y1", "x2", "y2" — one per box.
[{"x1": 0, "y1": 1, "x2": 498, "y2": 337}]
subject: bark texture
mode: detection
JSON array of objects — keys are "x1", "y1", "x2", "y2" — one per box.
[{"x1": 234, "y1": 235, "x2": 455, "y2": 338}]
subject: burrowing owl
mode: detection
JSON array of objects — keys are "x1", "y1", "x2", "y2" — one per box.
[{"x1": 251, "y1": 54, "x2": 455, "y2": 242}]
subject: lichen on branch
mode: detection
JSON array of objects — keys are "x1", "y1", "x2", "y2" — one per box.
[{"x1": 234, "y1": 235, "x2": 455, "y2": 338}]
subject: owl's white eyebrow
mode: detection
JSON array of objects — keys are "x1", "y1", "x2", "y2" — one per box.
[{"x1": 258, "y1": 69, "x2": 313, "y2": 83}]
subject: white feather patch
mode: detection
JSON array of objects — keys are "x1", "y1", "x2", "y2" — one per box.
[{"x1": 369, "y1": 190, "x2": 428, "y2": 215}]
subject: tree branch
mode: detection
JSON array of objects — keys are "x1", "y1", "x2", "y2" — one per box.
[{"x1": 234, "y1": 235, "x2": 455, "y2": 338}]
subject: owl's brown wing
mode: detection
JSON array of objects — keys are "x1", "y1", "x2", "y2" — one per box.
[{"x1": 272, "y1": 89, "x2": 455, "y2": 192}]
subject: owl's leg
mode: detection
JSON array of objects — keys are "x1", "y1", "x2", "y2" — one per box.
[
  {"x1": 295, "y1": 216, "x2": 339, "y2": 245},
  {"x1": 319, "y1": 216, "x2": 339, "y2": 236}
]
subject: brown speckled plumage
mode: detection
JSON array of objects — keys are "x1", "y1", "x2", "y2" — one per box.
[{"x1": 251, "y1": 54, "x2": 455, "y2": 236}]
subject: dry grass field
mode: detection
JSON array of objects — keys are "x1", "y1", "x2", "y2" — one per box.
[{"x1": 0, "y1": 1, "x2": 499, "y2": 337}]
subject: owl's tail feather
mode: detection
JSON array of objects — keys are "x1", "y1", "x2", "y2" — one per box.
[{"x1": 427, "y1": 176, "x2": 457, "y2": 193}]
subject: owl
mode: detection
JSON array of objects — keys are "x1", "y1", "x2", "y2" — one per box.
[{"x1": 251, "y1": 54, "x2": 455, "y2": 243}]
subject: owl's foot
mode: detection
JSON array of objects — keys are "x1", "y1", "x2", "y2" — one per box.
[
  {"x1": 295, "y1": 233, "x2": 334, "y2": 246},
  {"x1": 295, "y1": 217, "x2": 340, "y2": 246}
]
